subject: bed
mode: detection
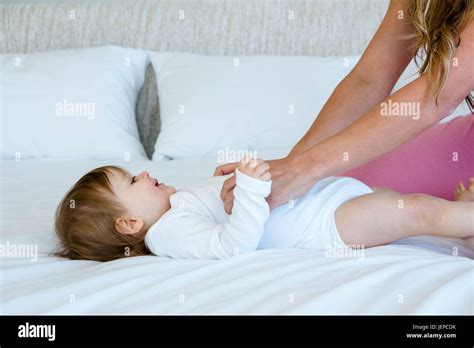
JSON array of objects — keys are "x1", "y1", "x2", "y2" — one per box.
[
  {"x1": 1, "y1": 0, "x2": 473, "y2": 315},
  {"x1": 1, "y1": 153, "x2": 473, "y2": 314}
]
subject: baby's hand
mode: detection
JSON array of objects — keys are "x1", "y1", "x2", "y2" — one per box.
[{"x1": 238, "y1": 157, "x2": 271, "y2": 182}]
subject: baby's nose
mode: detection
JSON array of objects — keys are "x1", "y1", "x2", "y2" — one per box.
[{"x1": 139, "y1": 171, "x2": 149, "y2": 179}]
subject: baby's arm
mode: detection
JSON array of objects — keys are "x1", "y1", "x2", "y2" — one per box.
[{"x1": 146, "y1": 159, "x2": 272, "y2": 259}]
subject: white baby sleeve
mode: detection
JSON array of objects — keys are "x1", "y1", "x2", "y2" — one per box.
[{"x1": 146, "y1": 169, "x2": 271, "y2": 259}]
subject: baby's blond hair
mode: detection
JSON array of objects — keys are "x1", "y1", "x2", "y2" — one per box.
[{"x1": 54, "y1": 165, "x2": 151, "y2": 262}]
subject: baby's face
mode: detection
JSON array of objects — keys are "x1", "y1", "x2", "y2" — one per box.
[{"x1": 110, "y1": 168, "x2": 176, "y2": 230}]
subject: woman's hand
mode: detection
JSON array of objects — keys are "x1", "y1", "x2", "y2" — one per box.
[
  {"x1": 215, "y1": 158, "x2": 275, "y2": 213},
  {"x1": 214, "y1": 155, "x2": 318, "y2": 213},
  {"x1": 238, "y1": 157, "x2": 271, "y2": 182},
  {"x1": 216, "y1": 159, "x2": 272, "y2": 213},
  {"x1": 213, "y1": 162, "x2": 238, "y2": 214},
  {"x1": 213, "y1": 162, "x2": 239, "y2": 177},
  {"x1": 265, "y1": 156, "x2": 317, "y2": 210}
]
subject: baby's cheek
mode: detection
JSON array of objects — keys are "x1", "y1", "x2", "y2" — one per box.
[
  {"x1": 149, "y1": 192, "x2": 166, "y2": 209},
  {"x1": 130, "y1": 192, "x2": 151, "y2": 211}
]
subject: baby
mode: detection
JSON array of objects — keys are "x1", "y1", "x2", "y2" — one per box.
[{"x1": 54, "y1": 157, "x2": 474, "y2": 261}]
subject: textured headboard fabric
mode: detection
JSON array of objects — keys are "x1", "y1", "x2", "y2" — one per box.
[{"x1": 1, "y1": 0, "x2": 389, "y2": 158}]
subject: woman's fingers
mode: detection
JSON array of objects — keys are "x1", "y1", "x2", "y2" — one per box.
[
  {"x1": 220, "y1": 175, "x2": 236, "y2": 201},
  {"x1": 213, "y1": 162, "x2": 239, "y2": 176},
  {"x1": 259, "y1": 171, "x2": 272, "y2": 181},
  {"x1": 253, "y1": 162, "x2": 270, "y2": 177},
  {"x1": 224, "y1": 191, "x2": 235, "y2": 214},
  {"x1": 265, "y1": 157, "x2": 312, "y2": 210}
]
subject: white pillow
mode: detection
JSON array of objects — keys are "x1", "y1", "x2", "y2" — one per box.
[
  {"x1": 150, "y1": 52, "x2": 360, "y2": 161},
  {"x1": 1, "y1": 46, "x2": 149, "y2": 160}
]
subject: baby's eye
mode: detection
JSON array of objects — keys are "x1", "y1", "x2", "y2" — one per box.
[{"x1": 131, "y1": 176, "x2": 136, "y2": 184}]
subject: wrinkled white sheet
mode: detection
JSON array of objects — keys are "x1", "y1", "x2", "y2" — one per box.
[{"x1": 1, "y1": 154, "x2": 473, "y2": 314}]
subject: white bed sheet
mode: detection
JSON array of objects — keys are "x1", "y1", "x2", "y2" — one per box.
[{"x1": 1, "y1": 152, "x2": 473, "y2": 314}]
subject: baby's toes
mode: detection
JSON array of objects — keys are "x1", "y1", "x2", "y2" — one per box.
[
  {"x1": 468, "y1": 178, "x2": 474, "y2": 191},
  {"x1": 454, "y1": 181, "x2": 466, "y2": 201},
  {"x1": 456, "y1": 179, "x2": 474, "y2": 202}
]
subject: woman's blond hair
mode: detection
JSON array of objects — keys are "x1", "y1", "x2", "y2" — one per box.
[
  {"x1": 53, "y1": 165, "x2": 151, "y2": 262},
  {"x1": 407, "y1": 0, "x2": 473, "y2": 103}
]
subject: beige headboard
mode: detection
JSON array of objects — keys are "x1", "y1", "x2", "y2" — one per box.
[{"x1": 1, "y1": 0, "x2": 389, "y2": 158}]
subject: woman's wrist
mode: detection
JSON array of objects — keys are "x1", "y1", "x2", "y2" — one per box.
[{"x1": 287, "y1": 149, "x2": 325, "y2": 186}]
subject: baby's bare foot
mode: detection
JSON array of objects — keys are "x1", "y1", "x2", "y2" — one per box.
[{"x1": 454, "y1": 178, "x2": 474, "y2": 202}]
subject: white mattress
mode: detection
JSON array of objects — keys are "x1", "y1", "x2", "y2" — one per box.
[{"x1": 1, "y1": 151, "x2": 473, "y2": 314}]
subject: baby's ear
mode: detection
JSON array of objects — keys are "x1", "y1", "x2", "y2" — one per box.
[{"x1": 115, "y1": 217, "x2": 144, "y2": 235}]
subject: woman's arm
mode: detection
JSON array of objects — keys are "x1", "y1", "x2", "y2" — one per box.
[
  {"x1": 216, "y1": 1, "x2": 473, "y2": 213},
  {"x1": 290, "y1": 0, "x2": 415, "y2": 157},
  {"x1": 216, "y1": 0, "x2": 414, "y2": 213},
  {"x1": 268, "y1": 18, "x2": 474, "y2": 209}
]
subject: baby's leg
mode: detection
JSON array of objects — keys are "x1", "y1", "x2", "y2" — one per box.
[{"x1": 335, "y1": 191, "x2": 474, "y2": 248}]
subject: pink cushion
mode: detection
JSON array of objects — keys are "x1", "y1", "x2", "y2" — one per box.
[{"x1": 342, "y1": 114, "x2": 474, "y2": 201}]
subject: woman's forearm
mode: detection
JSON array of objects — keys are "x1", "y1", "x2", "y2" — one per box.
[
  {"x1": 292, "y1": 75, "x2": 467, "y2": 184},
  {"x1": 289, "y1": 73, "x2": 394, "y2": 158}
]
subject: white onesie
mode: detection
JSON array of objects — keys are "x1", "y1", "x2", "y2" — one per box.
[{"x1": 144, "y1": 169, "x2": 374, "y2": 259}]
